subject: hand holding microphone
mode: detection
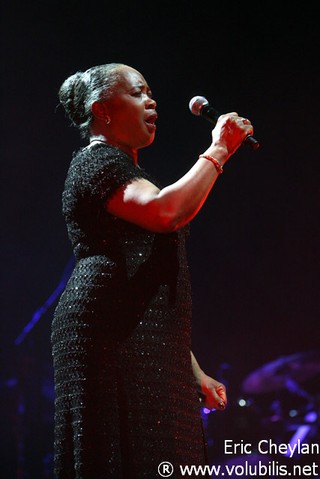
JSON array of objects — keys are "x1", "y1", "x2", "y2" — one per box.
[{"x1": 189, "y1": 96, "x2": 260, "y2": 151}]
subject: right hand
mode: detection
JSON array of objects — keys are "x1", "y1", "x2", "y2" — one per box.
[{"x1": 211, "y1": 112, "x2": 254, "y2": 160}]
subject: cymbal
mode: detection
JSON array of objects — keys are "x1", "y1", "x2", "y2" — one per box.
[{"x1": 242, "y1": 351, "x2": 320, "y2": 394}]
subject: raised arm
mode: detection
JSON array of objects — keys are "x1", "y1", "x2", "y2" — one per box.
[{"x1": 107, "y1": 113, "x2": 253, "y2": 233}]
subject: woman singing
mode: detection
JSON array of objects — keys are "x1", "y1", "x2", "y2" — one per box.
[{"x1": 52, "y1": 63, "x2": 253, "y2": 478}]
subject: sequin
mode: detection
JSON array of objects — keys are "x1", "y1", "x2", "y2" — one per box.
[{"x1": 51, "y1": 144, "x2": 207, "y2": 478}]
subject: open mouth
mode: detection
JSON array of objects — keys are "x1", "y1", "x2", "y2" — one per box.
[{"x1": 145, "y1": 112, "x2": 158, "y2": 131}]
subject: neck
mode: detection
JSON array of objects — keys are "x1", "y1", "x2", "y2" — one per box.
[{"x1": 89, "y1": 135, "x2": 138, "y2": 165}]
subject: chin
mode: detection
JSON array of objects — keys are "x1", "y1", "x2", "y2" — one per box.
[{"x1": 139, "y1": 134, "x2": 155, "y2": 150}]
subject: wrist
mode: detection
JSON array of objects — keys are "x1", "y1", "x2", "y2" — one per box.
[
  {"x1": 202, "y1": 145, "x2": 229, "y2": 166},
  {"x1": 193, "y1": 364, "x2": 205, "y2": 387},
  {"x1": 191, "y1": 352, "x2": 204, "y2": 385},
  {"x1": 199, "y1": 155, "x2": 223, "y2": 174}
]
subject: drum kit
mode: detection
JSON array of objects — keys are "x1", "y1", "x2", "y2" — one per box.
[
  {"x1": 241, "y1": 350, "x2": 320, "y2": 437},
  {"x1": 241, "y1": 351, "x2": 320, "y2": 451},
  {"x1": 242, "y1": 350, "x2": 320, "y2": 396},
  {"x1": 206, "y1": 350, "x2": 320, "y2": 473}
]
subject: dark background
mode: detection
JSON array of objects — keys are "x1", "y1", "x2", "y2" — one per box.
[{"x1": 1, "y1": 1, "x2": 319, "y2": 477}]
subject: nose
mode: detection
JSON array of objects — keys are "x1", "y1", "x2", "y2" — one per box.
[{"x1": 146, "y1": 96, "x2": 157, "y2": 109}]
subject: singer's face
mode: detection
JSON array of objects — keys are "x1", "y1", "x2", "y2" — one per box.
[{"x1": 102, "y1": 66, "x2": 157, "y2": 156}]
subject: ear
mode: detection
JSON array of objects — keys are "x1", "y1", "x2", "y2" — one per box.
[{"x1": 91, "y1": 101, "x2": 108, "y2": 120}]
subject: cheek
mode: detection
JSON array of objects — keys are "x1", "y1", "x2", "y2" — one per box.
[
  {"x1": 110, "y1": 104, "x2": 145, "y2": 139},
  {"x1": 116, "y1": 106, "x2": 140, "y2": 127}
]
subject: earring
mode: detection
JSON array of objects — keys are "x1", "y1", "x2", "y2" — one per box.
[{"x1": 105, "y1": 116, "x2": 111, "y2": 125}]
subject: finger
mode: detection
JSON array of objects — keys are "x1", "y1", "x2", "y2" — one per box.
[
  {"x1": 216, "y1": 384, "x2": 227, "y2": 402},
  {"x1": 204, "y1": 388, "x2": 227, "y2": 411},
  {"x1": 245, "y1": 126, "x2": 254, "y2": 138},
  {"x1": 215, "y1": 385, "x2": 227, "y2": 409},
  {"x1": 205, "y1": 395, "x2": 226, "y2": 411},
  {"x1": 219, "y1": 111, "x2": 239, "y2": 120}
]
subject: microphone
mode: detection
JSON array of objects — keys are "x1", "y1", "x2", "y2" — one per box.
[{"x1": 189, "y1": 95, "x2": 260, "y2": 150}]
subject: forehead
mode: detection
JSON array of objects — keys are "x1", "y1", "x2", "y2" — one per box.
[{"x1": 118, "y1": 67, "x2": 148, "y2": 89}]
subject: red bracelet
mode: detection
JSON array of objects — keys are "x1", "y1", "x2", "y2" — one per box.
[{"x1": 199, "y1": 154, "x2": 223, "y2": 175}]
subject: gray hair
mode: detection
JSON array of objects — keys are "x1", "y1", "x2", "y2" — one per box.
[{"x1": 58, "y1": 63, "x2": 125, "y2": 138}]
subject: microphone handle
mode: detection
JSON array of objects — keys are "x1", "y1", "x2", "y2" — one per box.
[
  {"x1": 201, "y1": 104, "x2": 260, "y2": 151},
  {"x1": 244, "y1": 135, "x2": 260, "y2": 150}
]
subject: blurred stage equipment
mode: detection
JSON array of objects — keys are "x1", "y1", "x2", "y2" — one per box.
[
  {"x1": 241, "y1": 351, "x2": 320, "y2": 460},
  {"x1": 8, "y1": 255, "x2": 74, "y2": 478},
  {"x1": 242, "y1": 351, "x2": 320, "y2": 395},
  {"x1": 14, "y1": 256, "x2": 74, "y2": 346}
]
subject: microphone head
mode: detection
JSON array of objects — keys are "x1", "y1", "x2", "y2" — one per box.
[{"x1": 189, "y1": 96, "x2": 209, "y2": 116}]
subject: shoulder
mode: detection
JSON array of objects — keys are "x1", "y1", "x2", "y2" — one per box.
[
  {"x1": 71, "y1": 143, "x2": 133, "y2": 171},
  {"x1": 65, "y1": 144, "x2": 134, "y2": 187},
  {"x1": 64, "y1": 143, "x2": 157, "y2": 201}
]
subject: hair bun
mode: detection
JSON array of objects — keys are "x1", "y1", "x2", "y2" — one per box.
[
  {"x1": 58, "y1": 63, "x2": 124, "y2": 139},
  {"x1": 58, "y1": 71, "x2": 88, "y2": 126}
]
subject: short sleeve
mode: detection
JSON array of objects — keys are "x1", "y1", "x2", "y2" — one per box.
[
  {"x1": 62, "y1": 144, "x2": 158, "y2": 259},
  {"x1": 74, "y1": 144, "x2": 150, "y2": 205}
]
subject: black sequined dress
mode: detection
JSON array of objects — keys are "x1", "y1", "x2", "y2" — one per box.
[{"x1": 51, "y1": 143, "x2": 207, "y2": 478}]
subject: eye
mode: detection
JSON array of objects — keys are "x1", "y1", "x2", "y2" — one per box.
[
  {"x1": 130, "y1": 87, "x2": 153, "y2": 98},
  {"x1": 131, "y1": 89, "x2": 142, "y2": 97}
]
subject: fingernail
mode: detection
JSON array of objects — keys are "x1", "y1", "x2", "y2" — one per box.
[{"x1": 218, "y1": 402, "x2": 225, "y2": 410}]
